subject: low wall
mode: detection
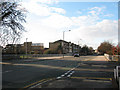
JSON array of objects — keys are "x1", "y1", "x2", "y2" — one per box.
[
  {"x1": 104, "y1": 54, "x2": 120, "y2": 62},
  {"x1": 2, "y1": 54, "x2": 72, "y2": 60}
]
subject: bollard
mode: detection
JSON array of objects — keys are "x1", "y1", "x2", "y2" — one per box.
[
  {"x1": 116, "y1": 66, "x2": 119, "y2": 82},
  {"x1": 118, "y1": 77, "x2": 120, "y2": 90},
  {"x1": 114, "y1": 69, "x2": 117, "y2": 80}
]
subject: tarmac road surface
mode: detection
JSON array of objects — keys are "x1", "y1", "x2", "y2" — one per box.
[{"x1": 2, "y1": 55, "x2": 119, "y2": 89}]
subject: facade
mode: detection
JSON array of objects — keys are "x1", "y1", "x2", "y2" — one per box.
[
  {"x1": 3, "y1": 44, "x2": 23, "y2": 54},
  {"x1": 3, "y1": 42, "x2": 44, "y2": 54},
  {"x1": 49, "y1": 40, "x2": 81, "y2": 54}
]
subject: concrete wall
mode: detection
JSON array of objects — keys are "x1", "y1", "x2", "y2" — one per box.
[
  {"x1": 2, "y1": 54, "x2": 72, "y2": 60},
  {"x1": 104, "y1": 54, "x2": 120, "y2": 61}
]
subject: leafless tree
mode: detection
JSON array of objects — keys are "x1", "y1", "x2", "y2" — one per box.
[{"x1": 0, "y1": 0, "x2": 26, "y2": 46}]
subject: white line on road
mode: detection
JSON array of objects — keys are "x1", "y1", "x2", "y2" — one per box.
[
  {"x1": 3, "y1": 70, "x2": 13, "y2": 73},
  {"x1": 67, "y1": 71, "x2": 75, "y2": 77},
  {"x1": 56, "y1": 76, "x2": 62, "y2": 79},
  {"x1": 56, "y1": 67, "x2": 76, "y2": 79},
  {"x1": 61, "y1": 74, "x2": 65, "y2": 77}
]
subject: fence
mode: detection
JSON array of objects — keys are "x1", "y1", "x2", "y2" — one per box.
[
  {"x1": 2, "y1": 54, "x2": 72, "y2": 60},
  {"x1": 114, "y1": 66, "x2": 120, "y2": 89}
]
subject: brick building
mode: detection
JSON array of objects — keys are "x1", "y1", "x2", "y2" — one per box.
[
  {"x1": 49, "y1": 40, "x2": 81, "y2": 54},
  {"x1": 3, "y1": 42, "x2": 44, "y2": 54}
]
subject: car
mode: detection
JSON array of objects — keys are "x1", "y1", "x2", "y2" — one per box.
[{"x1": 74, "y1": 53, "x2": 80, "y2": 57}]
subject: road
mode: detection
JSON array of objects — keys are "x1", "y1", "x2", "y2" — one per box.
[{"x1": 2, "y1": 55, "x2": 119, "y2": 89}]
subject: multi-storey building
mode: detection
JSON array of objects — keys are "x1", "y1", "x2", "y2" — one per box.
[
  {"x1": 49, "y1": 40, "x2": 81, "y2": 54},
  {"x1": 3, "y1": 42, "x2": 44, "y2": 54}
]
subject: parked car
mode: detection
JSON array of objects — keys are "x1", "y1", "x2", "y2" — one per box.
[{"x1": 74, "y1": 53, "x2": 80, "y2": 57}]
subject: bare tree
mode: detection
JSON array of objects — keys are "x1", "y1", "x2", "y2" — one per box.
[{"x1": 0, "y1": 1, "x2": 26, "y2": 46}]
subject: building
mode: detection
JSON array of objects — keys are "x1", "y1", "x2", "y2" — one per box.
[
  {"x1": 49, "y1": 40, "x2": 81, "y2": 54},
  {"x1": 3, "y1": 44, "x2": 23, "y2": 54},
  {"x1": 3, "y1": 42, "x2": 44, "y2": 54},
  {"x1": 72, "y1": 43, "x2": 80, "y2": 54}
]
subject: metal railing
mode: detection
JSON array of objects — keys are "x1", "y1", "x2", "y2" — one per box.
[{"x1": 114, "y1": 66, "x2": 120, "y2": 89}]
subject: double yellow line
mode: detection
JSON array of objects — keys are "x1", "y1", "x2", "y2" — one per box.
[{"x1": 24, "y1": 78, "x2": 54, "y2": 88}]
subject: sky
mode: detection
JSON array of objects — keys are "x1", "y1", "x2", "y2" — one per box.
[{"x1": 20, "y1": 0, "x2": 118, "y2": 49}]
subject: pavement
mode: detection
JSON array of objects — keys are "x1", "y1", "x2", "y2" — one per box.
[{"x1": 2, "y1": 56, "x2": 71, "y2": 63}]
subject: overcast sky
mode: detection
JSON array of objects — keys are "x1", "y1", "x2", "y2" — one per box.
[{"x1": 20, "y1": 0, "x2": 118, "y2": 49}]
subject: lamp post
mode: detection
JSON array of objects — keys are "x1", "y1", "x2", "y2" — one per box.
[
  {"x1": 63, "y1": 30, "x2": 71, "y2": 58},
  {"x1": 78, "y1": 39, "x2": 82, "y2": 55},
  {"x1": 26, "y1": 38, "x2": 28, "y2": 57}
]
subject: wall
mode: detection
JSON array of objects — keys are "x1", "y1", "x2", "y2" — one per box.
[{"x1": 104, "y1": 54, "x2": 120, "y2": 62}]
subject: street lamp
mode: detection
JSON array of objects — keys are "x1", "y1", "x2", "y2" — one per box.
[
  {"x1": 26, "y1": 38, "x2": 28, "y2": 57},
  {"x1": 63, "y1": 30, "x2": 71, "y2": 58},
  {"x1": 78, "y1": 39, "x2": 82, "y2": 55}
]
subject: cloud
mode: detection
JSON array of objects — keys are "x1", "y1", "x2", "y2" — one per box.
[
  {"x1": 77, "y1": 10, "x2": 82, "y2": 14},
  {"x1": 21, "y1": 0, "x2": 64, "y2": 16},
  {"x1": 50, "y1": 7, "x2": 66, "y2": 14},
  {"x1": 65, "y1": 19, "x2": 118, "y2": 48},
  {"x1": 23, "y1": 14, "x2": 118, "y2": 49},
  {"x1": 104, "y1": 14, "x2": 113, "y2": 17},
  {"x1": 26, "y1": 0, "x2": 59, "y2": 5},
  {"x1": 88, "y1": 6, "x2": 106, "y2": 16},
  {"x1": 21, "y1": 1, "x2": 118, "y2": 49}
]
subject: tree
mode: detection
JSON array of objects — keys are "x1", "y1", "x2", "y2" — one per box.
[
  {"x1": 0, "y1": 1, "x2": 26, "y2": 46},
  {"x1": 88, "y1": 47, "x2": 94, "y2": 55},
  {"x1": 97, "y1": 41, "x2": 113, "y2": 55},
  {"x1": 81, "y1": 45, "x2": 89, "y2": 55}
]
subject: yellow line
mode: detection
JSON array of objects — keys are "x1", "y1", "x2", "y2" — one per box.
[
  {"x1": 70, "y1": 77, "x2": 112, "y2": 81},
  {"x1": 24, "y1": 78, "x2": 54, "y2": 88}
]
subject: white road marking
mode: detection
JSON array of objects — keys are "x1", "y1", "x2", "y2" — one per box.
[
  {"x1": 67, "y1": 71, "x2": 75, "y2": 77},
  {"x1": 56, "y1": 67, "x2": 76, "y2": 79},
  {"x1": 56, "y1": 77, "x2": 62, "y2": 79},
  {"x1": 64, "y1": 72, "x2": 68, "y2": 75},
  {"x1": 61, "y1": 74, "x2": 65, "y2": 77},
  {"x1": 3, "y1": 70, "x2": 13, "y2": 73},
  {"x1": 67, "y1": 75, "x2": 71, "y2": 77}
]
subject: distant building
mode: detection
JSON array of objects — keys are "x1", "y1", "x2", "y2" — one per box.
[
  {"x1": 49, "y1": 40, "x2": 81, "y2": 54},
  {"x1": 3, "y1": 42, "x2": 44, "y2": 54}
]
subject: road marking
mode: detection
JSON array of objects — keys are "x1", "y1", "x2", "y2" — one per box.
[
  {"x1": 83, "y1": 79, "x2": 111, "y2": 83},
  {"x1": 61, "y1": 74, "x2": 65, "y2": 77},
  {"x1": 67, "y1": 75, "x2": 71, "y2": 77},
  {"x1": 91, "y1": 65, "x2": 107, "y2": 67},
  {"x1": 67, "y1": 71, "x2": 75, "y2": 77},
  {"x1": 3, "y1": 70, "x2": 13, "y2": 73},
  {"x1": 57, "y1": 67, "x2": 76, "y2": 79},
  {"x1": 70, "y1": 77, "x2": 112, "y2": 81},
  {"x1": 56, "y1": 77, "x2": 62, "y2": 79},
  {"x1": 24, "y1": 79, "x2": 46, "y2": 88},
  {"x1": 64, "y1": 72, "x2": 68, "y2": 75},
  {"x1": 24, "y1": 78, "x2": 54, "y2": 88},
  {"x1": 30, "y1": 78, "x2": 53, "y2": 88},
  {"x1": 75, "y1": 68, "x2": 113, "y2": 72}
]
